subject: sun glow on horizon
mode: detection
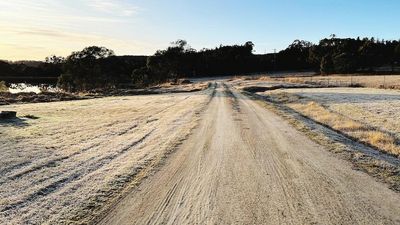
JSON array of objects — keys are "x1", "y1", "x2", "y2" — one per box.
[
  {"x1": 1, "y1": 0, "x2": 399, "y2": 61},
  {"x1": 0, "y1": 0, "x2": 161, "y2": 60}
]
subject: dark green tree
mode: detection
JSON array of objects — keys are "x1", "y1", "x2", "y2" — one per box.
[
  {"x1": 320, "y1": 55, "x2": 334, "y2": 74},
  {"x1": 58, "y1": 46, "x2": 115, "y2": 91}
]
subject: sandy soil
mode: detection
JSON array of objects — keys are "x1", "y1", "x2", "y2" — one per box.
[
  {"x1": 99, "y1": 83, "x2": 400, "y2": 225},
  {"x1": 0, "y1": 89, "x2": 211, "y2": 224}
]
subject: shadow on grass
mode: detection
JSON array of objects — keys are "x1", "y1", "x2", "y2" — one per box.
[{"x1": 0, "y1": 117, "x2": 30, "y2": 127}]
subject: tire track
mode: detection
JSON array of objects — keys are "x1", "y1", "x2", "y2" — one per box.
[{"x1": 100, "y1": 82, "x2": 400, "y2": 225}]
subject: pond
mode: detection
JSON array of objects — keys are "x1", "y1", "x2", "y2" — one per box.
[{"x1": 8, "y1": 83, "x2": 60, "y2": 94}]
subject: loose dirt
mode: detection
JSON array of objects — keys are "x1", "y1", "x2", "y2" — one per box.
[{"x1": 99, "y1": 83, "x2": 400, "y2": 225}]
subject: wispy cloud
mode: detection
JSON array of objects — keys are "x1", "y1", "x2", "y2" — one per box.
[
  {"x1": 0, "y1": 23, "x2": 159, "y2": 60},
  {"x1": 87, "y1": 0, "x2": 140, "y2": 17},
  {"x1": 0, "y1": 0, "x2": 137, "y2": 25},
  {"x1": 0, "y1": 0, "x2": 152, "y2": 60},
  {"x1": 0, "y1": 24, "x2": 117, "y2": 43}
]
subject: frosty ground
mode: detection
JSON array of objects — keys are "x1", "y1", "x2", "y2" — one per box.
[
  {"x1": 0, "y1": 89, "x2": 211, "y2": 224},
  {"x1": 1, "y1": 78, "x2": 400, "y2": 225}
]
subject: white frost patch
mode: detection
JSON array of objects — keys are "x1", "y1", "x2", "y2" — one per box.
[
  {"x1": 274, "y1": 87, "x2": 400, "y2": 139},
  {"x1": 0, "y1": 91, "x2": 210, "y2": 224}
]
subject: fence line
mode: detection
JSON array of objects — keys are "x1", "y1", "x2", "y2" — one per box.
[{"x1": 279, "y1": 75, "x2": 399, "y2": 89}]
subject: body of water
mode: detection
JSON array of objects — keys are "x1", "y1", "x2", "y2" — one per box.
[{"x1": 8, "y1": 83, "x2": 59, "y2": 94}]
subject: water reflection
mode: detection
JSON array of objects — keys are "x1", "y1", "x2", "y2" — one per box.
[{"x1": 8, "y1": 83, "x2": 59, "y2": 94}]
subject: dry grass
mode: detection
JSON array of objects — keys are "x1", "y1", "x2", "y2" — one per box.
[
  {"x1": 0, "y1": 81, "x2": 8, "y2": 92},
  {"x1": 333, "y1": 120, "x2": 364, "y2": 132},
  {"x1": 239, "y1": 74, "x2": 400, "y2": 89},
  {"x1": 284, "y1": 77, "x2": 306, "y2": 84},
  {"x1": 271, "y1": 96, "x2": 400, "y2": 157},
  {"x1": 256, "y1": 76, "x2": 308, "y2": 84},
  {"x1": 366, "y1": 131, "x2": 394, "y2": 145},
  {"x1": 266, "y1": 92, "x2": 302, "y2": 103},
  {"x1": 267, "y1": 75, "x2": 400, "y2": 89},
  {"x1": 155, "y1": 81, "x2": 209, "y2": 91},
  {"x1": 362, "y1": 131, "x2": 398, "y2": 154},
  {"x1": 298, "y1": 101, "x2": 399, "y2": 156},
  {"x1": 257, "y1": 76, "x2": 273, "y2": 81},
  {"x1": 272, "y1": 87, "x2": 400, "y2": 140}
]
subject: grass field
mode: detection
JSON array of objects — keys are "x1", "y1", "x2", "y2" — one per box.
[
  {"x1": 230, "y1": 75, "x2": 400, "y2": 157},
  {"x1": 264, "y1": 74, "x2": 400, "y2": 89},
  {"x1": 0, "y1": 90, "x2": 211, "y2": 224},
  {"x1": 259, "y1": 87, "x2": 400, "y2": 156}
]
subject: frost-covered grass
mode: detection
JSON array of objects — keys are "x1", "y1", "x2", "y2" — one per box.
[
  {"x1": 0, "y1": 90, "x2": 210, "y2": 224},
  {"x1": 255, "y1": 75, "x2": 400, "y2": 89},
  {"x1": 277, "y1": 88, "x2": 400, "y2": 137},
  {"x1": 262, "y1": 87, "x2": 400, "y2": 156}
]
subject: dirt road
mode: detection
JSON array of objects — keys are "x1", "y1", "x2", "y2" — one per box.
[{"x1": 99, "y1": 83, "x2": 400, "y2": 225}]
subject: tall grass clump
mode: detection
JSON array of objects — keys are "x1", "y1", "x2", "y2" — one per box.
[
  {"x1": 283, "y1": 97, "x2": 400, "y2": 157},
  {"x1": 0, "y1": 81, "x2": 8, "y2": 92}
]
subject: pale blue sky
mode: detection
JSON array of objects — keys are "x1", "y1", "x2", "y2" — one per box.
[{"x1": 0, "y1": 0, "x2": 399, "y2": 60}]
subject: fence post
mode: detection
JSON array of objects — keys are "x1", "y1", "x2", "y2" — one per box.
[
  {"x1": 350, "y1": 75, "x2": 353, "y2": 86},
  {"x1": 383, "y1": 75, "x2": 386, "y2": 88}
]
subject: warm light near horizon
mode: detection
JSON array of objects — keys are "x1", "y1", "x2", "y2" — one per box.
[
  {"x1": 0, "y1": 0, "x2": 160, "y2": 61},
  {"x1": 1, "y1": 0, "x2": 399, "y2": 61}
]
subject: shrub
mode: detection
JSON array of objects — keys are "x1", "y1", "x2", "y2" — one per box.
[{"x1": 0, "y1": 81, "x2": 8, "y2": 92}]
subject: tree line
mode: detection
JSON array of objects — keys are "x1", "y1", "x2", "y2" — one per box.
[
  {"x1": 309, "y1": 35, "x2": 400, "y2": 74},
  {"x1": 1, "y1": 35, "x2": 399, "y2": 91}
]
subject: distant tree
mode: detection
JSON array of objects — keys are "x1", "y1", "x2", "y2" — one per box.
[
  {"x1": 58, "y1": 46, "x2": 115, "y2": 91},
  {"x1": 244, "y1": 41, "x2": 255, "y2": 53},
  {"x1": 333, "y1": 53, "x2": 357, "y2": 73},
  {"x1": 39, "y1": 55, "x2": 65, "y2": 78},
  {"x1": 45, "y1": 55, "x2": 65, "y2": 64},
  {"x1": 0, "y1": 61, "x2": 13, "y2": 76},
  {"x1": 395, "y1": 43, "x2": 400, "y2": 62},
  {"x1": 66, "y1": 46, "x2": 114, "y2": 62},
  {"x1": 131, "y1": 67, "x2": 150, "y2": 87},
  {"x1": 50, "y1": 37, "x2": 400, "y2": 91},
  {"x1": 147, "y1": 40, "x2": 194, "y2": 83},
  {"x1": 320, "y1": 55, "x2": 334, "y2": 74},
  {"x1": 278, "y1": 40, "x2": 313, "y2": 70}
]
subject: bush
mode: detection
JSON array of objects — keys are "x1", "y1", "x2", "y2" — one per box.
[
  {"x1": 320, "y1": 55, "x2": 334, "y2": 74},
  {"x1": 0, "y1": 81, "x2": 8, "y2": 92},
  {"x1": 57, "y1": 73, "x2": 74, "y2": 92},
  {"x1": 131, "y1": 67, "x2": 150, "y2": 87},
  {"x1": 57, "y1": 46, "x2": 115, "y2": 92}
]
